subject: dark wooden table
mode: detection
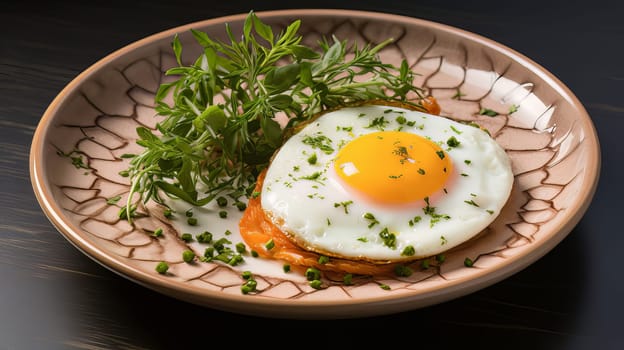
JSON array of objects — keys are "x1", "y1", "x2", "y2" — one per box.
[{"x1": 2, "y1": 0, "x2": 623, "y2": 348}]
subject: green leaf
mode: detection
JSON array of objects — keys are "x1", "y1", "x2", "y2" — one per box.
[
  {"x1": 172, "y1": 34, "x2": 183, "y2": 66},
  {"x1": 321, "y1": 40, "x2": 342, "y2": 69},
  {"x1": 251, "y1": 12, "x2": 274, "y2": 43},
  {"x1": 260, "y1": 116, "x2": 282, "y2": 147},
  {"x1": 191, "y1": 29, "x2": 216, "y2": 47},
  {"x1": 299, "y1": 61, "x2": 314, "y2": 87},
  {"x1": 291, "y1": 45, "x2": 319, "y2": 60},
  {"x1": 136, "y1": 127, "x2": 157, "y2": 142},
  {"x1": 277, "y1": 19, "x2": 301, "y2": 46},
  {"x1": 155, "y1": 82, "x2": 176, "y2": 103},
  {"x1": 177, "y1": 158, "x2": 196, "y2": 195},
  {"x1": 196, "y1": 105, "x2": 227, "y2": 133},
  {"x1": 158, "y1": 158, "x2": 181, "y2": 172},
  {"x1": 264, "y1": 63, "x2": 300, "y2": 93},
  {"x1": 154, "y1": 181, "x2": 212, "y2": 206},
  {"x1": 268, "y1": 94, "x2": 293, "y2": 109},
  {"x1": 243, "y1": 11, "x2": 253, "y2": 41}
]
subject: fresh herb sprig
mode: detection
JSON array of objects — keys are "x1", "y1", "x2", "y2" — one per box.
[{"x1": 124, "y1": 11, "x2": 425, "y2": 219}]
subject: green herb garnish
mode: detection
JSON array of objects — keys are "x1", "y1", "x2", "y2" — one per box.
[
  {"x1": 122, "y1": 11, "x2": 426, "y2": 222},
  {"x1": 479, "y1": 108, "x2": 499, "y2": 117}
]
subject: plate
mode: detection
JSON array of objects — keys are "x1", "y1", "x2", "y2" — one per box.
[{"x1": 29, "y1": 9, "x2": 600, "y2": 319}]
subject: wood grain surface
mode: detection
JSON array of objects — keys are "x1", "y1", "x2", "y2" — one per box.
[{"x1": 1, "y1": 0, "x2": 623, "y2": 349}]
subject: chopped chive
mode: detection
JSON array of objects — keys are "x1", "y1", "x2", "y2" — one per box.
[
  {"x1": 394, "y1": 265, "x2": 413, "y2": 277},
  {"x1": 464, "y1": 199, "x2": 479, "y2": 207},
  {"x1": 187, "y1": 217, "x2": 198, "y2": 225},
  {"x1": 401, "y1": 245, "x2": 415, "y2": 256},
  {"x1": 216, "y1": 196, "x2": 228, "y2": 207},
  {"x1": 196, "y1": 231, "x2": 212, "y2": 243},
  {"x1": 309, "y1": 279, "x2": 323, "y2": 289},
  {"x1": 228, "y1": 254, "x2": 244, "y2": 266},
  {"x1": 318, "y1": 255, "x2": 330, "y2": 264},
  {"x1": 151, "y1": 228, "x2": 163, "y2": 237},
  {"x1": 479, "y1": 108, "x2": 499, "y2": 117},
  {"x1": 235, "y1": 242, "x2": 246, "y2": 254},
  {"x1": 464, "y1": 257, "x2": 474, "y2": 267},
  {"x1": 446, "y1": 136, "x2": 460, "y2": 148},
  {"x1": 241, "y1": 279, "x2": 257, "y2": 294},
  {"x1": 204, "y1": 247, "x2": 215, "y2": 259},
  {"x1": 283, "y1": 264, "x2": 291, "y2": 273},
  {"x1": 182, "y1": 250, "x2": 195, "y2": 263},
  {"x1": 343, "y1": 273, "x2": 353, "y2": 285},
  {"x1": 181, "y1": 233, "x2": 193, "y2": 242},
  {"x1": 264, "y1": 239, "x2": 275, "y2": 250},
  {"x1": 163, "y1": 208, "x2": 173, "y2": 218},
  {"x1": 450, "y1": 125, "x2": 462, "y2": 134},
  {"x1": 155, "y1": 261, "x2": 169, "y2": 274},
  {"x1": 305, "y1": 267, "x2": 321, "y2": 281},
  {"x1": 241, "y1": 270, "x2": 252, "y2": 280}
]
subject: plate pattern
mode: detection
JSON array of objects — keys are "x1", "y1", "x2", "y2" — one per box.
[{"x1": 35, "y1": 11, "x2": 595, "y2": 313}]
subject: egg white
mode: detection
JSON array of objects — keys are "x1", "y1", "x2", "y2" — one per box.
[{"x1": 260, "y1": 105, "x2": 514, "y2": 262}]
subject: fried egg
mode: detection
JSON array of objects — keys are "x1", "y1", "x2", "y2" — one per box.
[{"x1": 259, "y1": 104, "x2": 513, "y2": 262}]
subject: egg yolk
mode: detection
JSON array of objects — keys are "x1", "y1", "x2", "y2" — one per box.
[{"x1": 333, "y1": 131, "x2": 453, "y2": 204}]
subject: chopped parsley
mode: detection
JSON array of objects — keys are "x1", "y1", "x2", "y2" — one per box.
[
  {"x1": 401, "y1": 245, "x2": 415, "y2": 256},
  {"x1": 446, "y1": 136, "x2": 461, "y2": 148},
  {"x1": 334, "y1": 200, "x2": 354, "y2": 214},
  {"x1": 302, "y1": 134, "x2": 334, "y2": 154},
  {"x1": 394, "y1": 265, "x2": 413, "y2": 277},
  {"x1": 464, "y1": 199, "x2": 479, "y2": 207},
  {"x1": 366, "y1": 116, "x2": 389, "y2": 130},
  {"x1": 379, "y1": 227, "x2": 397, "y2": 249},
  {"x1": 363, "y1": 212, "x2": 380, "y2": 228}
]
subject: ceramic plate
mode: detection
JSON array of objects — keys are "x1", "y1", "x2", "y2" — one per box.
[{"x1": 30, "y1": 9, "x2": 600, "y2": 319}]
